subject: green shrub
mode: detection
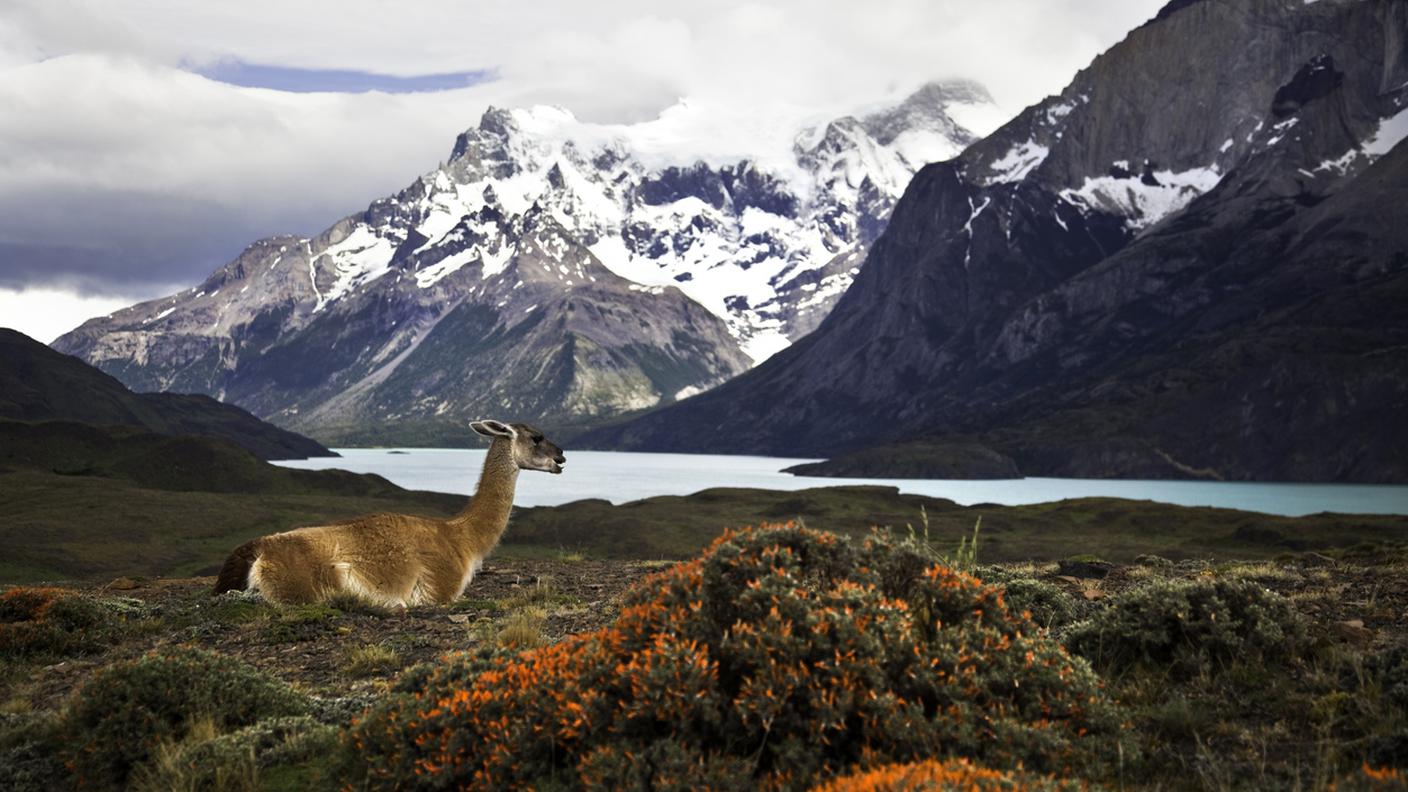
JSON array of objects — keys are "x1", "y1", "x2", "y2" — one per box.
[
  {"x1": 1342, "y1": 644, "x2": 1408, "y2": 768},
  {"x1": 61, "y1": 647, "x2": 310, "y2": 789},
  {"x1": 999, "y1": 578, "x2": 1077, "y2": 630},
  {"x1": 0, "y1": 587, "x2": 127, "y2": 658},
  {"x1": 309, "y1": 694, "x2": 380, "y2": 726},
  {"x1": 0, "y1": 712, "x2": 66, "y2": 792},
  {"x1": 1365, "y1": 645, "x2": 1408, "y2": 712},
  {"x1": 129, "y1": 715, "x2": 338, "y2": 792},
  {"x1": 1064, "y1": 578, "x2": 1306, "y2": 678},
  {"x1": 349, "y1": 524, "x2": 1124, "y2": 790}
]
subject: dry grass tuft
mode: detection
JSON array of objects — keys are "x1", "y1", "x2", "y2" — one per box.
[
  {"x1": 496, "y1": 609, "x2": 548, "y2": 650},
  {"x1": 130, "y1": 716, "x2": 259, "y2": 792},
  {"x1": 342, "y1": 644, "x2": 401, "y2": 677}
]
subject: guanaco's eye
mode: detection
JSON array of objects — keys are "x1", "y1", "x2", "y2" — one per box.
[{"x1": 532, "y1": 435, "x2": 544, "y2": 444}]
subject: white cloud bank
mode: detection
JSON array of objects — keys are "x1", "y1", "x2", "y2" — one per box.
[
  {"x1": 0, "y1": 287, "x2": 138, "y2": 344},
  {"x1": 0, "y1": 0, "x2": 1167, "y2": 343}
]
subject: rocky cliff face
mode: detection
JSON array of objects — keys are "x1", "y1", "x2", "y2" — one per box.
[
  {"x1": 53, "y1": 82, "x2": 989, "y2": 444},
  {"x1": 589, "y1": 0, "x2": 1408, "y2": 483}
]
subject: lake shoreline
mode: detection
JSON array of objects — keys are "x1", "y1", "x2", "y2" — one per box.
[{"x1": 274, "y1": 448, "x2": 1408, "y2": 517}]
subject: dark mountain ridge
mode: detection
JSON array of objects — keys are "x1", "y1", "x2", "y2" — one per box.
[
  {"x1": 0, "y1": 329, "x2": 331, "y2": 460},
  {"x1": 585, "y1": 0, "x2": 1408, "y2": 483}
]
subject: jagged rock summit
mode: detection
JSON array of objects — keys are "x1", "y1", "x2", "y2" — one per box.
[{"x1": 53, "y1": 81, "x2": 991, "y2": 445}]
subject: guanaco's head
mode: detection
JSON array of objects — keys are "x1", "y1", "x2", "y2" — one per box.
[{"x1": 470, "y1": 419, "x2": 566, "y2": 474}]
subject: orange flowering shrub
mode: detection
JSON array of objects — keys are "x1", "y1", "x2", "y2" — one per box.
[
  {"x1": 808, "y1": 758, "x2": 1085, "y2": 791},
  {"x1": 0, "y1": 586, "x2": 111, "y2": 657},
  {"x1": 349, "y1": 524, "x2": 1122, "y2": 790}
]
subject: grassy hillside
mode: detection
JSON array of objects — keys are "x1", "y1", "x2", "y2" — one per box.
[
  {"x1": 505, "y1": 484, "x2": 1408, "y2": 563},
  {"x1": 0, "y1": 420, "x2": 461, "y2": 583}
]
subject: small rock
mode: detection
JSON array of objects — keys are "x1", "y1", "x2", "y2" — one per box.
[
  {"x1": 107, "y1": 576, "x2": 141, "y2": 590},
  {"x1": 1055, "y1": 575, "x2": 1083, "y2": 586},
  {"x1": 447, "y1": 614, "x2": 470, "y2": 624},
  {"x1": 1331, "y1": 619, "x2": 1374, "y2": 645}
]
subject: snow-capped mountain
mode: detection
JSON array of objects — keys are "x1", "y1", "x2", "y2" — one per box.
[
  {"x1": 408, "y1": 78, "x2": 990, "y2": 361},
  {"x1": 53, "y1": 81, "x2": 992, "y2": 444}
]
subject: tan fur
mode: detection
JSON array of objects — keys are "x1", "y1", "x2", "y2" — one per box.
[{"x1": 226, "y1": 421, "x2": 564, "y2": 606}]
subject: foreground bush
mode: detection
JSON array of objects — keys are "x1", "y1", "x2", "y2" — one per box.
[
  {"x1": 129, "y1": 715, "x2": 339, "y2": 792},
  {"x1": 61, "y1": 647, "x2": 310, "y2": 789},
  {"x1": 1064, "y1": 578, "x2": 1306, "y2": 677},
  {"x1": 351, "y1": 524, "x2": 1123, "y2": 790},
  {"x1": 809, "y1": 758, "x2": 1087, "y2": 791},
  {"x1": 0, "y1": 587, "x2": 115, "y2": 657},
  {"x1": 0, "y1": 712, "x2": 66, "y2": 792},
  {"x1": 1343, "y1": 645, "x2": 1408, "y2": 768}
]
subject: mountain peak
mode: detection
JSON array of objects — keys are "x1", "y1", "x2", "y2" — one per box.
[
  {"x1": 899, "y1": 79, "x2": 994, "y2": 110},
  {"x1": 449, "y1": 108, "x2": 514, "y2": 162},
  {"x1": 859, "y1": 79, "x2": 992, "y2": 150}
]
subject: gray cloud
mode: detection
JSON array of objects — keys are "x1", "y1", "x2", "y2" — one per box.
[{"x1": 0, "y1": 0, "x2": 1167, "y2": 303}]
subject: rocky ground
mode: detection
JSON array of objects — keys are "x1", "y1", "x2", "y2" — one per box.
[
  {"x1": 10, "y1": 550, "x2": 1404, "y2": 713},
  {"x1": 13, "y1": 559, "x2": 661, "y2": 712}
]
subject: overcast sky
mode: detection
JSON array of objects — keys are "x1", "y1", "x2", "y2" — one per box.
[{"x1": 0, "y1": 0, "x2": 1166, "y2": 342}]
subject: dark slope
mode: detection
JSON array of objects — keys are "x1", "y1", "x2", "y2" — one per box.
[
  {"x1": 584, "y1": 0, "x2": 1408, "y2": 482},
  {"x1": 0, "y1": 329, "x2": 332, "y2": 460},
  {"x1": 0, "y1": 420, "x2": 402, "y2": 496}
]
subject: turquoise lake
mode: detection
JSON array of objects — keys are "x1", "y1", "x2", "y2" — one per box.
[{"x1": 272, "y1": 448, "x2": 1408, "y2": 517}]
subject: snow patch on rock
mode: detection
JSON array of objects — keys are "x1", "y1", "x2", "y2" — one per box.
[
  {"x1": 984, "y1": 140, "x2": 1050, "y2": 184},
  {"x1": 1060, "y1": 166, "x2": 1223, "y2": 230}
]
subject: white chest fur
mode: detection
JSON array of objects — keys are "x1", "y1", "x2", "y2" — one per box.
[{"x1": 452, "y1": 556, "x2": 484, "y2": 600}]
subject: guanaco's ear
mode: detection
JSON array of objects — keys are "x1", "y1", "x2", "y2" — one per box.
[{"x1": 471, "y1": 420, "x2": 517, "y2": 439}]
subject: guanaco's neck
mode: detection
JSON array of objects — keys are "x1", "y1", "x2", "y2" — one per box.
[{"x1": 449, "y1": 439, "x2": 520, "y2": 557}]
